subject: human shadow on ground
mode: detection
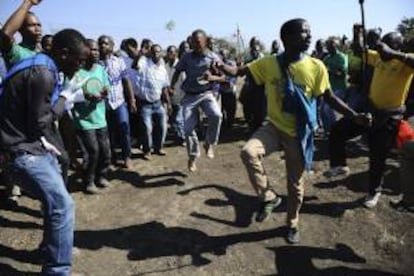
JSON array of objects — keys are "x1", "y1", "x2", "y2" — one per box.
[
  {"x1": 0, "y1": 263, "x2": 38, "y2": 276},
  {"x1": 177, "y1": 184, "x2": 361, "y2": 229},
  {"x1": 74, "y1": 221, "x2": 285, "y2": 267},
  {"x1": 267, "y1": 243, "x2": 400, "y2": 275},
  {"x1": 108, "y1": 170, "x2": 187, "y2": 188},
  {"x1": 0, "y1": 244, "x2": 43, "y2": 266},
  {"x1": 0, "y1": 215, "x2": 41, "y2": 229},
  {"x1": 314, "y1": 165, "x2": 400, "y2": 196},
  {"x1": 0, "y1": 193, "x2": 42, "y2": 219},
  {"x1": 177, "y1": 184, "x2": 258, "y2": 228}
]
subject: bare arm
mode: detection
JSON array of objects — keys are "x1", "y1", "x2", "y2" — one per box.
[
  {"x1": 122, "y1": 77, "x2": 137, "y2": 112},
  {"x1": 219, "y1": 62, "x2": 249, "y2": 77},
  {"x1": 323, "y1": 89, "x2": 371, "y2": 126},
  {"x1": 323, "y1": 89, "x2": 357, "y2": 118},
  {"x1": 170, "y1": 69, "x2": 181, "y2": 89},
  {"x1": 1, "y1": 0, "x2": 39, "y2": 51},
  {"x1": 376, "y1": 42, "x2": 414, "y2": 69}
]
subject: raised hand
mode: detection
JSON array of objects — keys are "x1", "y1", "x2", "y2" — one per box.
[
  {"x1": 376, "y1": 42, "x2": 396, "y2": 61},
  {"x1": 27, "y1": 0, "x2": 42, "y2": 6}
]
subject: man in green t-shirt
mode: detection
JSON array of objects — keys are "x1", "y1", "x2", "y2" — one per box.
[
  {"x1": 321, "y1": 37, "x2": 349, "y2": 133},
  {"x1": 72, "y1": 39, "x2": 112, "y2": 194},
  {"x1": 0, "y1": 0, "x2": 42, "y2": 68}
]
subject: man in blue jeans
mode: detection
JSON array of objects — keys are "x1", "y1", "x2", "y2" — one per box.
[
  {"x1": 171, "y1": 29, "x2": 226, "y2": 172},
  {"x1": 0, "y1": 25, "x2": 88, "y2": 275},
  {"x1": 98, "y1": 35, "x2": 136, "y2": 169},
  {"x1": 136, "y1": 44, "x2": 169, "y2": 160}
]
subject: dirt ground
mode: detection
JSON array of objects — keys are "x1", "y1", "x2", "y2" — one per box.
[{"x1": 0, "y1": 116, "x2": 413, "y2": 276}]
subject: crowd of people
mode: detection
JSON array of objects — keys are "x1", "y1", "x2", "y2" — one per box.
[{"x1": 0, "y1": 0, "x2": 413, "y2": 275}]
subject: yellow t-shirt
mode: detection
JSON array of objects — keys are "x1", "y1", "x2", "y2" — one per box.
[
  {"x1": 368, "y1": 50, "x2": 414, "y2": 109},
  {"x1": 248, "y1": 55, "x2": 330, "y2": 137}
]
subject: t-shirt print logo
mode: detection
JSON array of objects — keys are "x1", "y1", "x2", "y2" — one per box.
[{"x1": 271, "y1": 77, "x2": 284, "y2": 90}]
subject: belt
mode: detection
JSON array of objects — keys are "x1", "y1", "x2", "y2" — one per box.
[{"x1": 139, "y1": 99, "x2": 161, "y2": 105}]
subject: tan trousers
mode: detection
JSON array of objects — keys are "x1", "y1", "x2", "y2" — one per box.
[{"x1": 240, "y1": 122, "x2": 305, "y2": 228}]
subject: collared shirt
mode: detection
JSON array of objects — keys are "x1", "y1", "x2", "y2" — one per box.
[
  {"x1": 136, "y1": 59, "x2": 169, "y2": 103},
  {"x1": 121, "y1": 54, "x2": 140, "y2": 97},
  {"x1": 102, "y1": 54, "x2": 127, "y2": 110},
  {"x1": 165, "y1": 58, "x2": 185, "y2": 104},
  {"x1": 175, "y1": 50, "x2": 222, "y2": 94}
]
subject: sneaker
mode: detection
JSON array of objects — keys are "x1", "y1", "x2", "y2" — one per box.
[
  {"x1": 203, "y1": 143, "x2": 215, "y2": 159},
  {"x1": 286, "y1": 227, "x2": 300, "y2": 244},
  {"x1": 154, "y1": 149, "x2": 167, "y2": 156},
  {"x1": 11, "y1": 185, "x2": 22, "y2": 196},
  {"x1": 85, "y1": 182, "x2": 99, "y2": 194},
  {"x1": 323, "y1": 166, "x2": 350, "y2": 178},
  {"x1": 123, "y1": 158, "x2": 132, "y2": 169},
  {"x1": 143, "y1": 152, "x2": 152, "y2": 161},
  {"x1": 390, "y1": 199, "x2": 414, "y2": 213},
  {"x1": 97, "y1": 178, "x2": 111, "y2": 188},
  {"x1": 363, "y1": 192, "x2": 381, "y2": 208},
  {"x1": 255, "y1": 196, "x2": 282, "y2": 222},
  {"x1": 188, "y1": 157, "x2": 197, "y2": 172}
]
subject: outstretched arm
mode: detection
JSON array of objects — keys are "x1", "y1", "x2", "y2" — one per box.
[
  {"x1": 0, "y1": 0, "x2": 40, "y2": 51},
  {"x1": 376, "y1": 42, "x2": 414, "y2": 69},
  {"x1": 323, "y1": 89, "x2": 371, "y2": 126}
]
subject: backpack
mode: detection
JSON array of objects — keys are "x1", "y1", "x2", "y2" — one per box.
[{"x1": 0, "y1": 53, "x2": 61, "y2": 106}]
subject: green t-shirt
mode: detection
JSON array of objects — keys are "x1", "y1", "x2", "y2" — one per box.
[
  {"x1": 73, "y1": 64, "x2": 110, "y2": 130},
  {"x1": 5, "y1": 44, "x2": 37, "y2": 67},
  {"x1": 323, "y1": 51, "x2": 348, "y2": 92}
]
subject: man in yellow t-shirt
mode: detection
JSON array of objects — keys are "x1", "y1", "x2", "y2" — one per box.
[
  {"x1": 220, "y1": 18, "x2": 369, "y2": 244},
  {"x1": 326, "y1": 27, "x2": 414, "y2": 209}
]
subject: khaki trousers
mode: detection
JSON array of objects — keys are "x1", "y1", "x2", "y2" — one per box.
[{"x1": 241, "y1": 122, "x2": 305, "y2": 228}]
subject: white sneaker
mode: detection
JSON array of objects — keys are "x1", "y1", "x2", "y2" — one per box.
[
  {"x1": 188, "y1": 157, "x2": 197, "y2": 172},
  {"x1": 204, "y1": 144, "x2": 215, "y2": 159},
  {"x1": 11, "y1": 185, "x2": 22, "y2": 196},
  {"x1": 323, "y1": 166, "x2": 350, "y2": 178},
  {"x1": 363, "y1": 192, "x2": 381, "y2": 208}
]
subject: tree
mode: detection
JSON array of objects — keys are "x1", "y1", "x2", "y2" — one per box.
[
  {"x1": 213, "y1": 37, "x2": 238, "y2": 59},
  {"x1": 397, "y1": 17, "x2": 414, "y2": 40},
  {"x1": 165, "y1": 20, "x2": 176, "y2": 32},
  {"x1": 165, "y1": 20, "x2": 176, "y2": 44}
]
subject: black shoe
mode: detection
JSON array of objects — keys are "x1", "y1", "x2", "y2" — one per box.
[
  {"x1": 255, "y1": 197, "x2": 282, "y2": 222},
  {"x1": 286, "y1": 227, "x2": 300, "y2": 244}
]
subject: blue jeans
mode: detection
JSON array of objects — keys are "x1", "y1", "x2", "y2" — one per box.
[
  {"x1": 107, "y1": 102, "x2": 131, "y2": 160},
  {"x1": 12, "y1": 152, "x2": 74, "y2": 276},
  {"x1": 171, "y1": 104, "x2": 185, "y2": 141},
  {"x1": 141, "y1": 101, "x2": 167, "y2": 153},
  {"x1": 182, "y1": 92, "x2": 222, "y2": 158}
]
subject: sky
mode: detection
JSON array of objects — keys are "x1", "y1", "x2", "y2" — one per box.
[{"x1": 1, "y1": 0, "x2": 413, "y2": 52}]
